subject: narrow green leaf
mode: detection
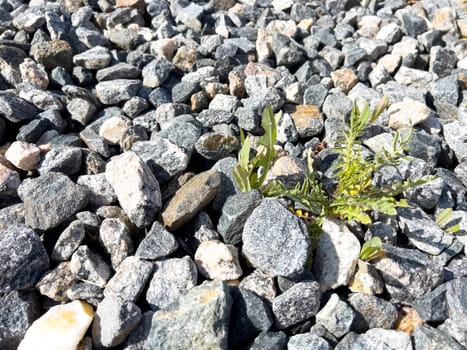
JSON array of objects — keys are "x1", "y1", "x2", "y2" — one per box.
[
  {"x1": 233, "y1": 166, "x2": 250, "y2": 192},
  {"x1": 436, "y1": 208, "x2": 453, "y2": 227},
  {"x1": 446, "y1": 224, "x2": 460, "y2": 234},
  {"x1": 370, "y1": 96, "x2": 389, "y2": 123},
  {"x1": 238, "y1": 135, "x2": 251, "y2": 171},
  {"x1": 359, "y1": 237, "x2": 383, "y2": 261}
]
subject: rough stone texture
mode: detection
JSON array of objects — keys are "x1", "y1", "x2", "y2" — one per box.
[
  {"x1": 77, "y1": 174, "x2": 117, "y2": 208},
  {"x1": 147, "y1": 280, "x2": 231, "y2": 350},
  {"x1": 135, "y1": 221, "x2": 178, "y2": 260},
  {"x1": 0, "y1": 163, "x2": 20, "y2": 197},
  {"x1": 195, "y1": 240, "x2": 243, "y2": 281},
  {"x1": 38, "y1": 146, "x2": 82, "y2": 176},
  {"x1": 70, "y1": 246, "x2": 112, "y2": 288},
  {"x1": 313, "y1": 218, "x2": 361, "y2": 291},
  {"x1": 271, "y1": 281, "x2": 321, "y2": 329},
  {"x1": 162, "y1": 170, "x2": 221, "y2": 230},
  {"x1": 95, "y1": 79, "x2": 142, "y2": 105},
  {"x1": 353, "y1": 328, "x2": 412, "y2": 350},
  {"x1": 0, "y1": 225, "x2": 49, "y2": 293},
  {"x1": 30, "y1": 39, "x2": 73, "y2": 71},
  {"x1": 315, "y1": 293, "x2": 356, "y2": 338},
  {"x1": 18, "y1": 172, "x2": 88, "y2": 230},
  {"x1": 35, "y1": 262, "x2": 77, "y2": 302},
  {"x1": 348, "y1": 260, "x2": 384, "y2": 295},
  {"x1": 387, "y1": 98, "x2": 431, "y2": 130},
  {"x1": 5, "y1": 141, "x2": 41, "y2": 171},
  {"x1": 99, "y1": 218, "x2": 134, "y2": 269},
  {"x1": 146, "y1": 256, "x2": 198, "y2": 311},
  {"x1": 443, "y1": 121, "x2": 467, "y2": 162},
  {"x1": 73, "y1": 46, "x2": 111, "y2": 70},
  {"x1": 242, "y1": 198, "x2": 310, "y2": 277},
  {"x1": 105, "y1": 151, "x2": 161, "y2": 228},
  {"x1": 413, "y1": 325, "x2": 464, "y2": 350},
  {"x1": 92, "y1": 296, "x2": 142, "y2": 348},
  {"x1": 446, "y1": 277, "x2": 467, "y2": 330},
  {"x1": 248, "y1": 331, "x2": 288, "y2": 350},
  {"x1": 348, "y1": 293, "x2": 398, "y2": 332},
  {"x1": 287, "y1": 334, "x2": 331, "y2": 350},
  {"x1": 18, "y1": 301, "x2": 93, "y2": 350},
  {"x1": 239, "y1": 269, "x2": 277, "y2": 302}
]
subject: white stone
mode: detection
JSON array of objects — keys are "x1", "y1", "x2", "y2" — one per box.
[
  {"x1": 18, "y1": 301, "x2": 94, "y2": 350},
  {"x1": 376, "y1": 23, "x2": 402, "y2": 44},
  {"x1": 357, "y1": 15, "x2": 381, "y2": 37},
  {"x1": 5, "y1": 141, "x2": 41, "y2": 171},
  {"x1": 105, "y1": 151, "x2": 161, "y2": 228},
  {"x1": 392, "y1": 37, "x2": 419, "y2": 59},
  {"x1": 313, "y1": 218, "x2": 361, "y2": 291},
  {"x1": 394, "y1": 66, "x2": 434, "y2": 89},
  {"x1": 208, "y1": 94, "x2": 238, "y2": 112},
  {"x1": 271, "y1": 0, "x2": 294, "y2": 11},
  {"x1": 99, "y1": 116, "x2": 131, "y2": 145},
  {"x1": 378, "y1": 54, "x2": 401, "y2": 74},
  {"x1": 387, "y1": 98, "x2": 432, "y2": 130},
  {"x1": 195, "y1": 240, "x2": 243, "y2": 281}
]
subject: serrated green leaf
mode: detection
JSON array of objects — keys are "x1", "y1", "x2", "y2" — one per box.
[{"x1": 359, "y1": 236, "x2": 382, "y2": 261}]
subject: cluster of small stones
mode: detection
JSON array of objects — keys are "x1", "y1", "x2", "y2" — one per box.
[{"x1": 0, "y1": 0, "x2": 467, "y2": 349}]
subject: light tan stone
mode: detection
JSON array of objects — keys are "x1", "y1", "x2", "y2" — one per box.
[
  {"x1": 116, "y1": 0, "x2": 145, "y2": 11},
  {"x1": 378, "y1": 54, "x2": 402, "y2": 74},
  {"x1": 388, "y1": 98, "x2": 431, "y2": 130},
  {"x1": 396, "y1": 306, "x2": 424, "y2": 335},
  {"x1": 99, "y1": 116, "x2": 131, "y2": 145},
  {"x1": 150, "y1": 39, "x2": 177, "y2": 60},
  {"x1": 195, "y1": 240, "x2": 243, "y2": 280},
  {"x1": 20, "y1": 58, "x2": 48, "y2": 89},
  {"x1": 432, "y1": 7, "x2": 457, "y2": 32},
  {"x1": 5, "y1": 141, "x2": 41, "y2": 171},
  {"x1": 331, "y1": 68, "x2": 358, "y2": 93}
]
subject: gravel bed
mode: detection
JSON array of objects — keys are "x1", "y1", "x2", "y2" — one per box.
[{"x1": 0, "y1": 0, "x2": 467, "y2": 349}]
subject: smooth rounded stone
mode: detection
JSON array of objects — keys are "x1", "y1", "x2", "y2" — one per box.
[
  {"x1": 243, "y1": 198, "x2": 311, "y2": 277},
  {"x1": 239, "y1": 269, "x2": 277, "y2": 302},
  {"x1": 142, "y1": 55, "x2": 173, "y2": 88},
  {"x1": 147, "y1": 280, "x2": 231, "y2": 349},
  {"x1": 353, "y1": 328, "x2": 412, "y2": 350},
  {"x1": 446, "y1": 277, "x2": 467, "y2": 329},
  {"x1": 348, "y1": 293, "x2": 398, "y2": 333},
  {"x1": 70, "y1": 246, "x2": 112, "y2": 288},
  {"x1": 387, "y1": 98, "x2": 432, "y2": 130},
  {"x1": 162, "y1": 170, "x2": 221, "y2": 230},
  {"x1": 77, "y1": 173, "x2": 117, "y2": 208},
  {"x1": 0, "y1": 290, "x2": 40, "y2": 350},
  {"x1": 397, "y1": 207, "x2": 452, "y2": 255},
  {"x1": 0, "y1": 163, "x2": 20, "y2": 197},
  {"x1": 18, "y1": 301, "x2": 93, "y2": 350},
  {"x1": 132, "y1": 138, "x2": 189, "y2": 185},
  {"x1": 157, "y1": 119, "x2": 202, "y2": 155},
  {"x1": 38, "y1": 146, "x2": 82, "y2": 175},
  {"x1": 0, "y1": 204, "x2": 25, "y2": 231},
  {"x1": 96, "y1": 79, "x2": 142, "y2": 105},
  {"x1": 66, "y1": 281, "x2": 104, "y2": 307},
  {"x1": 0, "y1": 93, "x2": 39, "y2": 123},
  {"x1": 443, "y1": 121, "x2": 467, "y2": 162},
  {"x1": 228, "y1": 286, "x2": 273, "y2": 349},
  {"x1": 412, "y1": 283, "x2": 448, "y2": 323},
  {"x1": 414, "y1": 325, "x2": 464, "y2": 350},
  {"x1": 217, "y1": 190, "x2": 262, "y2": 245},
  {"x1": 195, "y1": 240, "x2": 242, "y2": 281},
  {"x1": 290, "y1": 105, "x2": 324, "y2": 138},
  {"x1": 96, "y1": 63, "x2": 140, "y2": 82},
  {"x1": 315, "y1": 293, "x2": 356, "y2": 338},
  {"x1": 67, "y1": 97, "x2": 96, "y2": 126},
  {"x1": 248, "y1": 331, "x2": 288, "y2": 350},
  {"x1": 0, "y1": 226, "x2": 49, "y2": 294},
  {"x1": 287, "y1": 334, "x2": 331, "y2": 350},
  {"x1": 373, "y1": 244, "x2": 443, "y2": 304},
  {"x1": 135, "y1": 221, "x2": 178, "y2": 260},
  {"x1": 99, "y1": 218, "x2": 134, "y2": 270},
  {"x1": 99, "y1": 116, "x2": 132, "y2": 145},
  {"x1": 105, "y1": 151, "x2": 161, "y2": 228},
  {"x1": 73, "y1": 46, "x2": 112, "y2": 70},
  {"x1": 35, "y1": 262, "x2": 77, "y2": 302},
  {"x1": 92, "y1": 296, "x2": 142, "y2": 348},
  {"x1": 313, "y1": 218, "x2": 360, "y2": 291},
  {"x1": 18, "y1": 172, "x2": 88, "y2": 230},
  {"x1": 51, "y1": 220, "x2": 85, "y2": 262},
  {"x1": 271, "y1": 281, "x2": 321, "y2": 329},
  {"x1": 104, "y1": 256, "x2": 153, "y2": 302},
  {"x1": 146, "y1": 256, "x2": 198, "y2": 311},
  {"x1": 348, "y1": 260, "x2": 384, "y2": 295},
  {"x1": 30, "y1": 39, "x2": 73, "y2": 71}
]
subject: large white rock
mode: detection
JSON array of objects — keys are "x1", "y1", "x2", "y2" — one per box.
[
  {"x1": 5, "y1": 141, "x2": 41, "y2": 170},
  {"x1": 105, "y1": 151, "x2": 161, "y2": 228},
  {"x1": 18, "y1": 300, "x2": 94, "y2": 350},
  {"x1": 313, "y1": 218, "x2": 361, "y2": 291},
  {"x1": 194, "y1": 240, "x2": 243, "y2": 280},
  {"x1": 387, "y1": 98, "x2": 432, "y2": 130}
]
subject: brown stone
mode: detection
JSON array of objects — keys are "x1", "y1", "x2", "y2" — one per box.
[
  {"x1": 396, "y1": 306, "x2": 424, "y2": 335},
  {"x1": 331, "y1": 68, "x2": 358, "y2": 93},
  {"x1": 116, "y1": 0, "x2": 145, "y2": 11},
  {"x1": 172, "y1": 46, "x2": 198, "y2": 72},
  {"x1": 290, "y1": 105, "x2": 324, "y2": 138},
  {"x1": 229, "y1": 70, "x2": 245, "y2": 98}
]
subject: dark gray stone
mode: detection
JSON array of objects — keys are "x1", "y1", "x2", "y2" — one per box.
[
  {"x1": 96, "y1": 63, "x2": 140, "y2": 82},
  {"x1": 0, "y1": 92, "x2": 38, "y2": 123},
  {"x1": 446, "y1": 277, "x2": 467, "y2": 330},
  {"x1": 401, "y1": 12, "x2": 428, "y2": 37},
  {"x1": 171, "y1": 81, "x2": 200, "y2": 104},
  {"x1": 271, "y1": 32, "x2": 305, "y2": 67},
  {"x1": 38, "y1": 146, "x2": 82, "y2": 176},
  {"x1": 236, "y1": 107, "x2": 261, "y2": 134},
  {"x1": 0, "y1": 204, "x2": 25, "y2": 231},
  {"x1": 17, "y1": 119, "x2": 50, "y2": 143},
  {"x1": 51, "y1": 220, "x2": 85, "y2": 262},
  {"x1": 364, "y1": 222, "x2": 397, "y2": 245},
  {"x1": 148, "y1": 87, "x2": 172, "y2": 108},
  {"x1": 18, "y1": 172, "x2": 88, "y2": 231},
  {"x1": 122, "y1": 311, "x2": 154, "y2": 350},
  {"x1": 414, "y1": 325, "x2": 464, "y2": 350},
  {"x1": 242, "y1": 198, "x2": 311, "y2": 277},
  {"x1": 157, "y1": 118, "x2": 201, "y2": 156},
  {"x1": 0, "y1": 225, "x2": 49, "y2": 293},
  {"x1": 135, "y1": 221, "x2": 178, "y2": 260},
  {"x1": 80, "y1": 128, "x2": 112, "y2": 158},
  {"x1": 147, "y1": 280, "x2": 231, "y2": 349},
  {"x1": 228, "y1": 286, "x2": 273, "y2": 349},
  {"x1": 315, "y1": 294, "x2": 356, "y2": 338},
  {"x1": 272, "y1": 281, "x2": 321, "y2": 329},
  {"x1": 247, "y1": 331, "x2": 288, "y2": 350},
  {"x1": 348, "y1": 293, "x2": 398, "y2": 333},
  {"x1": 70, "y1": 246, "x2": 112, "y2": 288},
  {"x1": 429, "y1": 47, "x2": 457, "y2": 78},
  {"x1": 413, "y1": 283, "x2": 449, "y2": 322},
  {"x1": 303, "y1": 84, "x2": 329, "y2": 107},
  {"x1": 66, "y1": 281, "x2": 104, "y2": 307},
  {"x1": 444, "y1": 255, "x2": 467, "y2": 281}
]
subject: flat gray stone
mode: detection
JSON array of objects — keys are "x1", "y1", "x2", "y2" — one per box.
[
  {"x1": 348, "y1": 293, "x2": 398, "y2": 332},
  {"x1": 135, "y1": 221, "x2": 178, "y2": 260},
  {"x1": 287, "y1": 334, "x2": 331, "y2": 350},
  {"x1": 414, "y1": 325, "x2": 464, "y2": 350},
  {"x1": 96, "y1": 79, "x2": 142, "y2": 105}
]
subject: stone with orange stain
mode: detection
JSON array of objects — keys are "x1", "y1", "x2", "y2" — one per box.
[
  {"x1": 349, "y1": 260, "x2": 384, "y2": 295},
  {"x1": 290, "y1": 105, "x2": 324, "y2": 138},
  {"x1": 116, "y1": 0, "x2": 145, "y2": 11},
  {"x1": 396, "y1": 306, "x2": 424, "y2": 335},
  {"x1": 432, "y1": 7, "x2": 457, "y2": 32},
  {"x1": 18, "y1": 300, "x2": 93, "y2": 350},
  {"x1": 331, "y1": 68, "x2": 358, "y2": 93}
]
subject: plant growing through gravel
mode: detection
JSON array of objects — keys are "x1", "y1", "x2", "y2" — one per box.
[{"x1": 234, "y1": 99, "x2": 429, "y2": 248}]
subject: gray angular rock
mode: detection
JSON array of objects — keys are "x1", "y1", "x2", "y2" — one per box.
[
  {"x1": 348, "y1": 293, "x2": 398, "y2": 332},
  {"x1": 96, "y1": 63, "x2": 140, "y2": 82},
  {"x1": 0, "y1": 225, "x2": 49, "y2": 293},
  {"x1": 80, "y1": 128, "x2": 112, "y2": 158},
  {"x1": 104, "y1": 256, "x2": 153, "y2": 302},
  {"x1": 217, "y1": 190, "x2": 262, "y2": 244},
  {"x1": 195, "y1": 132, "x2": 239, "y2": 160},
  {"x1": 66, "y1": 281, "x2": 104, "y2": 307},
  {"x1": 0, "y1": 163, "x2": 20, "y2": 198},
  {"x1": 142, "y1": 55, "x2": 173, "y2": 88},
  {"x1": 31, "y1": 39, "x2": 73, "y2": 71},
  {"x1": 132, "y1": 138, "x2": 189, "y2": 185},
  {"x1": 240, "y1": 269, "x2": 277, "y2": 302},
  {"x1": 412, "y1": 283, "x2": 448, "y2": 322},
  {"x1": 122, "y1": 311, "x2": 154, "y2": 350},
  {"x1": 413, "y1": 325, "x2": 464, "y2": 350},
  {"x1": 157, "y1": 118, "x2": 201, "y2": 156},
  {"x1": 38, "y1": 146, "x2": 82, "y2": 176},
  {"x1": 70, "y1": 246, "x2": 112, "y2": 288},
  {"x1": 96, "y1": 79, "x2": 142, "y2": 105},
  {"x1": 135, "y1": 221, "x2": 178, "y2": 260},
  {"x1": 352, "y1": 328, "x2": 412, "y2": 350},
  {"x1": 248, "y1": 331, "x2": 288, "y2": 350},
  {"x1": 446, "y1": 277, "x2": 467, "y2": 330},
  {"x1": 105, "y1": 151, "x2": 162, "y2": 228},
  {"x1": 0, "y1": 92, "x2": 39, "y2": 123},
  {"x1": 147, "y1": 280, "x2": 231, "y2": 350},
  {"x1": 67, "y1": 97, "x2": 96, "y2": 126},
  {"x1": 429, "y1": 46, "x2": 457, "y2": 78},
  {"x1": 35, "y1": 261, "x2": 77, "y2": 302},
  {"x1": 287, "y1": 334, "x2": 331, "y2": 350},
  {"x1": 443, "y1": 121, "x2": 467, "y2": 162},
  {"x1": 17, "y1": 119, "x2": 50, "y2": 143},
  {"x1": 99, "y1": 218, "x2": 134, "y2": 269},
  {"x1": 316, "y1": 293, "x2": 356, "y2": 338},
  {"x1": 438, "y1": 319, "x2": 467, "y2": 348},
  {"x1": 92, "y1": 296, "x2": 142, "y2": 348},
  {"x1": 243, "y1": 198, "x2": 311, "y2": 277},
  {"x1": 271, "y1": 281, "x2": 321, "y2": 329},
  {"x1": 146, "y1": 256, "x2": 198, "y2": 311},
  {"x1": 73, "y1": 46, "x2": 112, "y2": 70},
  {"x1": 77, "y1": 173, "x2": 117, "y2": 208},
  {"x1": 18, "y1": 172, "x2": 88, "y2": 231},
  {"x1": 322, "y1": 91, "x2": 353, "y2": 120},
  {"x1": 271, "y1": 32, "x2": 305, "y2": 67},
  {"x1": 51, "y1": 220, "x2": 85, "y2": 262},
  {"x1": 0, "y1": 204, "x2": 25, "y2": 231}
]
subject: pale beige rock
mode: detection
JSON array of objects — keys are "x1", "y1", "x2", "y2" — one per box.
[
  {"x1": 5, "y1": 141, "x2": 41, "y2": 171},
  {"x1": 331, "y1": 68, "x2": 358, "y2": 93},
  {"x1": 388, "y1": 98, "x2": 432, "y2": 130},
  {"x1": 195, "y1": 240, "x2": 243, "y2": 280},
  {"x1": 378, "y1": 54, "x2": 402, "y2": 74},
  {"x1": 19, "y1": 58, "x2": 49, "y2": 89},
  {"x1": 18, "y1": 300, "x2": 94, "y2": 350},
  {"x1": 265, "y1": 20, "x2": 297, "y2": 37},
  {"x1": 457, "y1": 19, "x2": 467, "y2": 37},
  {"x1": 256, "y1": 29, "x2": 272, "y2": 62},
  {"x1": 150, "y1": 39, "x2": 177, "y2": 60},
  {"x1": 349, "y1": 260, "x2": 384, "y2": 295},
  {"x1": 116, "y1": 0, "x2": 145, "y2": 10},
  {"x1": 99, "y1": 116, "x2": 131, "y2": 145},
  {"x1": 271, "y1": 155, "x2": 305, "y2": 180},
  {"x1": 357, "y1": 15, "x2": 381, "y2": 37},
  {"x1": 432, "y1": 7, "x2": 457, "y2": 32}
]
